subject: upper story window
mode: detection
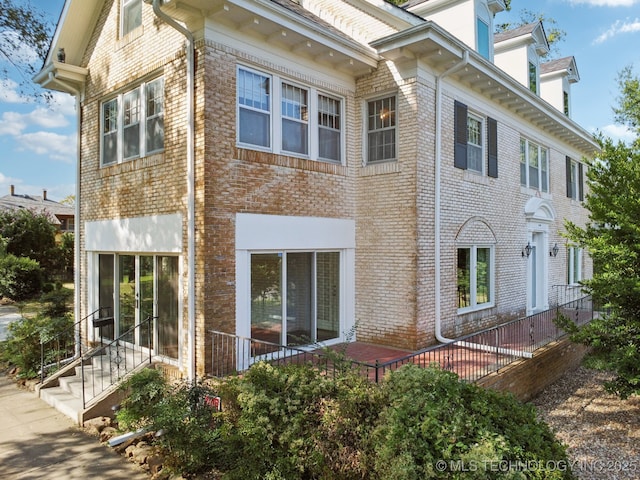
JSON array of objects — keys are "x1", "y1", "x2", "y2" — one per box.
[
  {"x1": 566, "y1": 157, "x2": 584, "y2": 201},
  {"x1": 367, "y1": 95, "x2": 396, "y2": 164},
  {"x1": 563, "y1": 91, "x2": 570, "y2": 116},
  {"x1": 520, "y1": 138, "x2": 548, "y2": 192},
  {"x1": 454, "y1": 100, "x2": 498, "y2": 177},
  {"x1": 122, "y1": 0, "x2": 142, "y2": 37},
  {"x1": 457, "y1": 245, "x2": 494, "y2": 312},
  {"x1": 529, "y1": 61, "x2": 538, "y2": 94},
  {"x1": 101, "y1": 77, "x2": 164, "y2": 166},
  {"x1": 477, "y1": 18, "x2": 490, "y2": 60},
  {"x1": 237, "y1": 66, "x2": 343, "y2": 164}
]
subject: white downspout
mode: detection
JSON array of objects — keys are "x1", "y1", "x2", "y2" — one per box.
[
  {"x1": 434, "y1": 52, "x2": 468, "y2": 344},
  {"x1": 432, "y1": 53, "x2": 532, "y2": 359},
  {"x1": 148, "y1": 0, "x2": 196, "y2": 380},
  {"x1": 48, "y1": 72, "x2": 82, "y2": 353}
]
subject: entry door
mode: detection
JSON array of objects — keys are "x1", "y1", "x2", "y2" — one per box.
[
  {"x1": 528, "y1": 233, "x2": 547, "y2": 313},
  {"x1": 117, "y1": 255, "x2": 154, "y2": 348},
  {"x1": 99, "y1": 254, "x2": 178, "y2": 359}
]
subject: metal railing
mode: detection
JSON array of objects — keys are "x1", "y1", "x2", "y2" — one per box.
[
  {"x1": 40, "y1": 307, "x2": 110, "y2": 384},
  {"x1": 210, "y1": 295, "x2": 597, "y2": 383},
  {"x1": 80, "y1": 315, "x2": 155, "y2": 408}
]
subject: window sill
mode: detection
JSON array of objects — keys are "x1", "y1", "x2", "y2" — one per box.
[
  {"x1": 360, "y1": 161, "x2": 400, "y2": 177},
  {"x1": 117, "y1": 26, "x2": 144, "y2": 49},
  {"x1": 463, "y1": 170, "x2": 489, "y2": 185},
  {"x1": 234, "y1": 147, "x2": 346, "y2": 175},
  {"x1": 457, "y1": 303, "x2": 495, "y2": 316},
  {"x1": 520, "y1": 186, "x2": 551, "y2": 199}
]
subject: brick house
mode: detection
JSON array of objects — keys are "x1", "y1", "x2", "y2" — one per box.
[{"x1": 35, "y1": 0, "x2": 597, "y2": 380}]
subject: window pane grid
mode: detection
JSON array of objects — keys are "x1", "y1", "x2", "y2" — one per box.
[
  {"x1": 281, "y1": 83, "x2": 308, "y2": 155},
  {"x1": 457, "y1": 246, "x2": 493, "y2": 310},
  {"x1": 318, "y1": 95, "x2": 341, "y2": 162},
  {"x1": 467, "y1": 116, "x2": 482, "y2": 173},
  {"x1": 367, "y1": 96, "x2": 396, "y2": 163}
]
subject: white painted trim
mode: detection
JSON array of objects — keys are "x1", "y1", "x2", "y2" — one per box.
[
  {"x1": 85, "y1": 214, "x2": 183, "y2": 253},
  {"x1": 235, "y1": 214, "x2": 356, "y2": 366},
  {"x1": 236, "y1": 214, "x2": 355, "y2": 250}
]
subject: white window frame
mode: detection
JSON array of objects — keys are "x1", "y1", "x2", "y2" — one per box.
[
  {"x1": 121, "y1": 0, "x2": 142, "y2": 37},
  {"x1": 457, "y1": 244, "x2": 495, "y2": 313},
  {"x1": 567, "y1": 246, "x2": 582, "y2": 285},
  {"x1": 100, "y1": 78, "x2": 165, "y2": 167},
  {"x1": 520, "y1": 138, "x2": 549, "y2": 193},
  {"x1": 467, "y1": 112, "x2": 484, "y2": 173},
  {"x1": 236, "y1": 65, "x2": 344, "y2": 164},
  {"x1": 568, "y1": 158, "x2": 581, "y2": 200},
  {"x1": 366, "y1": 94, "x2": 397, "y2": 164}
]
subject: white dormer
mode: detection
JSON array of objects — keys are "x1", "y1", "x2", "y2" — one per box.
[
  {"x1": 402, "y1": 0, "x2": 506, "y2": 61},
  {"x1": 494, "y1": 22, "x2": 549, "y2": 94},
  {"x1": 540, "y1": 57, "x2": 580, "y2": 117}
]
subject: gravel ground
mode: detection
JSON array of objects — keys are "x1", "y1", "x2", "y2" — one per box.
[{"x1": 532, "y1": 366, "x2": 640, "y2": 479}]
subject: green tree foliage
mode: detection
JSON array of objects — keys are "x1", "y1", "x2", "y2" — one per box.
[
  {"x1": 613, "y1": 66, "x2": 640, "y2": 138},
  {"x1": 562, "y1": 68, "x2": 640, "y2": 399},
  {"x1": 564, "y1": 138, "x2": 640, "y2": 398},
  {"x1": 0, "y1": 209, "x2": 57, "y2": 276}
]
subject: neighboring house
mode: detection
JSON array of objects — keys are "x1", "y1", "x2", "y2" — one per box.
[
  {"x1": 34, "y1": 0, "x2": 597, "y2": 380},
  {"x1": 0, "y1": 185, "x2": 75, "y2": 239}
]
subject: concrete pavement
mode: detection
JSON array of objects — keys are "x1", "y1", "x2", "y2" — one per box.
[{"x1": 0, "y1": 302, "x2": 150, "y2": 479}]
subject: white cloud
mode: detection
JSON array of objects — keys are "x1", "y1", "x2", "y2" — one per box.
[
  {"x1": 593, "y1": 18, "x2": 640, "y2": 44},
  {"x1": 600, "y1": 123, "x2": 636, "y2": 143},
  {"x1": 0, "y1": 111, "x2": 28, "y2": 136},
  {"x1": 16, "y1": 131, "x2": 77, "y2": 163},
  {"x1": 570, "y1": 0, "x2": 640, "y2": 6}
]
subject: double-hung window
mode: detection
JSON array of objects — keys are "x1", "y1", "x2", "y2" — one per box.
[
  {"x1": 520, "y1": 138, "x2": 548, "y2": 192},
  {"x1": 566, "y1": 157, "x2": 584, "y2": 201},
  {"x1": 454, "y1": 100, "x2": 498, "y2": 177},
  {"x1": 567, "y1": 246, "x2": 582, "y2": 285},
  {"x1": 367, "y1": 95, "x2": 396, "y2": 163},
  {"x1": 237, "y1": 66, "x2": 343, "y2": 163},
  {"x1": 122, "y1": 0, "x2": 142, "y2": 37},
  {"x1": 457, "y1": 245, "x2": 494, "y2": 311},
  {"x1": 101, "y1": 77, "x2": 164, "y2": 166}
]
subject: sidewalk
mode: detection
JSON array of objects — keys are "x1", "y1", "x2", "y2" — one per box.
[{"x1": 0, "y1": 372, "x2": 149, "y2": 479}]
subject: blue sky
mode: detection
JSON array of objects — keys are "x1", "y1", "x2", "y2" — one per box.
[{"x1": 0, "y1": 0, "x2": 639, "y2": 202}]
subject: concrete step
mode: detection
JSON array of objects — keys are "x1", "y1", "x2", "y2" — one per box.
[{"x1": 39, "y1": 385, "x2": 83, "y2": 423}]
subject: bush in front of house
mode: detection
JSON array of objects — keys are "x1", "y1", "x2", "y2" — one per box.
[
  {"x1": 0, "y1": 254, "x2": 43, "y2": 301},
  {"x1": 117, "y1": 361, "x2": 574, "y2": 479}
]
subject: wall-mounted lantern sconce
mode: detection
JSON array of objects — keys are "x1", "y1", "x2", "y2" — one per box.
[
  {"x1": 57, "y1": 48, "x2": 66, "y2": 63},
  {"x1": 522, "y1": 242, "x2": 532, "y2": 258},
  {"x1": 549, "y1": 243, "x2": 559, "y2": 257}
]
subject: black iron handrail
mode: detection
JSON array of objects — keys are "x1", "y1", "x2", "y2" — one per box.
[
  {"x1": 210, "y1": 295, "x2": 597, "y2": 384},
  {"x1": 40, "y1": 306, "x2": 111, "y2": 384},
  {"x1": 80, "y1": 315, "x2": 155, "y2": 409}
]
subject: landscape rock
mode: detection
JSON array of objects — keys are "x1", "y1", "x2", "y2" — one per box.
[
  {"x1": 100, "y1": 426, "x2": 118, "y2": 443},
  {"x1": 84, "y1": 416, "x2": 112, "y2": 436}
]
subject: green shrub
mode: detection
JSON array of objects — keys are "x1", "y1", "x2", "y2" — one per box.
[
  {"x1": 0, "y1": 313, "x2": 72, "y2": 378},
  {"x1": 116, "y1": 368, "x2": 168, "y2": 431},
  {"x1": 0, "y1": 254, "x2": 43, "y2": 300},
  {"x1": 370, "y1": 365, "x2": 573, "y2": 480},
  {"x1": 220, "y1": 360, "x2": 385, "y2": 480},
  {"x1": 117, "y1": 370, "x2": 226, "y2": 477},
  {"x1": 39, "y1": 287, "x2": 73, "y2": 318}
]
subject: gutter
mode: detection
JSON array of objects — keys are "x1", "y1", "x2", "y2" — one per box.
[
  {"x1": 47, "y1": 72, "x2": 83, "y2": 356},
  {"x1": 146, "y1": 0, "x2": 197, "y2": 380},
  {"x1": 433, "y1": 52, "x2": 533, "y2": 359}
]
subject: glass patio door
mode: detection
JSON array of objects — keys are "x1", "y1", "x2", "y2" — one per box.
[{"x1": 99, "y1": 254, "x2": 178, "y2": 359}]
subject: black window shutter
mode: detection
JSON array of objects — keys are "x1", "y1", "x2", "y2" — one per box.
[
  {"x1": 454, "y1": 100, "x2": 468, "y2": 170},
  {"x1": 487, "y1": 117, "x2": 498, "y2": 178},
  {"x1": 578, "y1": 162, "x2": 584, "y2": 201},
  {"x1": 566, "y1": 156, "x2": 572, "y2": 198}
]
